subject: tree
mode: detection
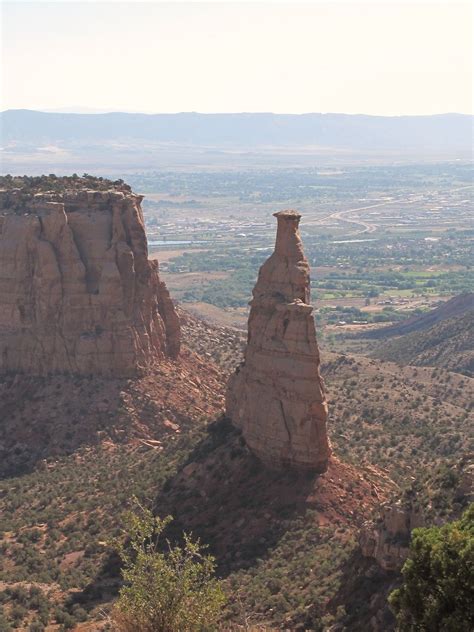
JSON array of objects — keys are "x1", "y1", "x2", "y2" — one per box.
[
  {"x1": 389, "y1": 504, "x2": 474, "y2": 631},
  {"x1": 111, "y1": 505, "x2": 225, "y2": 632}
]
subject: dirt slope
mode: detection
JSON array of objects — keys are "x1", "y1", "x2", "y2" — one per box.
[
  {"x1": 372, "y1": 310, "x2": 474, "y2": 376},
  {"x1": 1, "y1": 307, "x2": 472, "y2": 630},
  {"x1": 362, "y1": 292, "x2": 473, "y2": 339},
  {"x1": 0, "y1": 348, "x2": 225, "y2": 477}
]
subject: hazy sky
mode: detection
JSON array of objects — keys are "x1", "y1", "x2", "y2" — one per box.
[{"x1": 1, "y1": 1, "x2": 472, "y2": 115}]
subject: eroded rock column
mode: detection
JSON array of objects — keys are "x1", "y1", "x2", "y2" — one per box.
[{"x1": 226, "y1": 210, "x2": 330, "y2": 472}]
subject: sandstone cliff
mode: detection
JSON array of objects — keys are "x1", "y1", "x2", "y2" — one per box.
[
  {"x1": 226, "y1": 210, "x2": 330, "y2": 471},
  {"x1": 0, "y1": 187, "x2": 180, "y2": 377},
  {"x1": 359, "y1": 501, "x2": 424, "y2": 571}
]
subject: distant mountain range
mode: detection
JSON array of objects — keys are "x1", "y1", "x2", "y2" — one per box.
[{"x1": 2, "y1": 109, "x2": 473, "y2": 153}]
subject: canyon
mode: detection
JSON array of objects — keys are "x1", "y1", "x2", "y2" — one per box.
[{"x1": 0, "y1": 176, "x2": 472, "y2": 631}]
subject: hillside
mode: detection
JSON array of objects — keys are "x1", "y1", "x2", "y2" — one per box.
[
  {"x1": 1, "y1": 311, "x2": 472, "y2": 629},
  {"x1": 157, "y1": 418, "x2": 395, "y2": 630},
  {"x1": 330, "y1": 455, "x2": 473, "y2": 631},
  {"x1": 372, "y1": 310, "x2": 474, "y2": 377},
  {"x1": 0, "y1": 310, "x2": 472, "y2": 629},
  {"x1": 0, "y1": 349, "x2": 224, "y2": 477},
  {"x1": 1, "y1": 183, "x2": 472, "y2": 629},
  {"x1": 362, "y1": 293, "x2": 474, "y2": 340},
  {"x1": 183, "y1": 311, "x2": 474, "y2": 484}
]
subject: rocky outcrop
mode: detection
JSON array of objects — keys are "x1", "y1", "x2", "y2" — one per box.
[
  {"x1": 360, "y1": 457, "x2": 474, "y2": 572},
  {"x1": 359, "y1": 501, "x2": 424, "y2": 571},
  {"x1": 226, "y1": 210, "x2": 330, "y2": 472},
  {"x1": 0, "y1": 188, "x2": 180, "y2": 377}
]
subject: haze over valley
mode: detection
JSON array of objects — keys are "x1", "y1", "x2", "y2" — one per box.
[{"x1": 0, "y1": 1, "x2": 473, "y2": 630}]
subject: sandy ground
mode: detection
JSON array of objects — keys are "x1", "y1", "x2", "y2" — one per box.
[
  {"x1": 160, "y1": 271, "x2": 231, "y2": 295},
  {"x1": 315, "y1": 295, "x2": 448, "y2": 311},
  {"x1": 183, "y1": 302, "x2": 248, "y2": 329},
  {"x1": 149, "y1": 248, "x2": 207, "y2": 262}
]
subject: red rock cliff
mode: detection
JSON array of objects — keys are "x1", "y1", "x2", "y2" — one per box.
[
  {"x1": 226, "y1": 210, "x2": 330, "y2": 472},
  {"x1": 0, "y1": 188, "x2": 180, "y2": 376}
]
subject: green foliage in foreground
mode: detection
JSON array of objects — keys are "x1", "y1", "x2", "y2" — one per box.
[
  {"x1": 389, "y1": 504, "x2": 474, "y2": 631},
  {"x1": 112, "y1": 505, "x2": 225, "y2": 632}
]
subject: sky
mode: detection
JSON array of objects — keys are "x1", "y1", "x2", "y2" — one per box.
[{"x1": 1, "y1": 1, "x2": 472, "y2": 115}]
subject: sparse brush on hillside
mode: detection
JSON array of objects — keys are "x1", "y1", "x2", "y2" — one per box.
[
  {"x1": 372, "y1": 311, "x2": 474, "y2": 377},
  {"x1": 0, "y1": 173, "x2": 131, "y2": 193},
  {"x1": 1, "y1": 311, "x2": 473, "y2": 630}
]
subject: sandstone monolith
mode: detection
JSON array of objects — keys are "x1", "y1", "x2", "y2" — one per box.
[
  {"x1": 226, "y1": 210, "x2": 330, "y2": 471},
  {"x1": 0, "y1": 187, "x2": 180, "y2": 376}
]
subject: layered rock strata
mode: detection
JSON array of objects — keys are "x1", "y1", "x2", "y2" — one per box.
[
  {"x1": 0, "y1": 188, "x2": 180, "y2": 376},
  {"x1": 226, "y1": 210, "x2": 330, "y2": 471}
]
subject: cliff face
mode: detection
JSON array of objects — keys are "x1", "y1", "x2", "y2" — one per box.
[
  {"x1": 226, "y1": 210, "x2": 330, "y2": 472},
  {"x1": 0, "y1": 188, "x2": 180, "y2": 377},
  {"x1": 359, "y1": 501, "x2": 424, "y2": 572},
  {"x1": 359, "y1": 458, "x2": 474, "y2": 572}
]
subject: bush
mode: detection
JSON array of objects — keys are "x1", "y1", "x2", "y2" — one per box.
[
  {"x1": 111, "y1": 505, "x2": 225, "y2": 632},
  {"x1": 389, "y1": 504, "x2": 474, "y2": 631}
]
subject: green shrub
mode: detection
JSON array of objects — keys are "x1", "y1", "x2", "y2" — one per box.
[
  {"x1": 111, "y1": 505, "x2": 225, "y2": 632},
  {"x1": 389, "y1": 504, "x2": 474, "y2": 631}
]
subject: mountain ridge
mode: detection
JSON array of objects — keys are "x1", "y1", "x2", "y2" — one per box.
[
  {"x1": 2, "y1": 110, "x2": 472, "y2": 153},
  {"x1": 361, "y1": 293, "x2": 474, "y2": 340},
  {"x1": 372, "y1": 311, "x2": 474, "y2": 377}
]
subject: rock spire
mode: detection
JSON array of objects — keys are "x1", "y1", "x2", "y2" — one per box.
[
  {"x1": 0, "y1": 188, "x2": 180, "y2": 376},
  {"x1": 226, "y1": 210, "x2": 330, "y2": 472}
]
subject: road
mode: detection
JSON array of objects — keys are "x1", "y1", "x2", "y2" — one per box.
[
  {"x1": 307, "y1": 198, "x2": 399, "y2": 236},
  {"x1": 308, "y1": 184, "x2": 473, "y2": 237}
]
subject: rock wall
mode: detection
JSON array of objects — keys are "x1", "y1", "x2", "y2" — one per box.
[
  {"x1": 359, "y1": 501, "x2": 424, "y2": 571},
  {"x1": 226, "y1": 210, "x2": 330, "y2": 472},
  {"x1": 0, "y1": 188, "x2": 180, "y2": 376},
  {"x1": 360, "y1": 458, "x2": 474, "y2": 572}
]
